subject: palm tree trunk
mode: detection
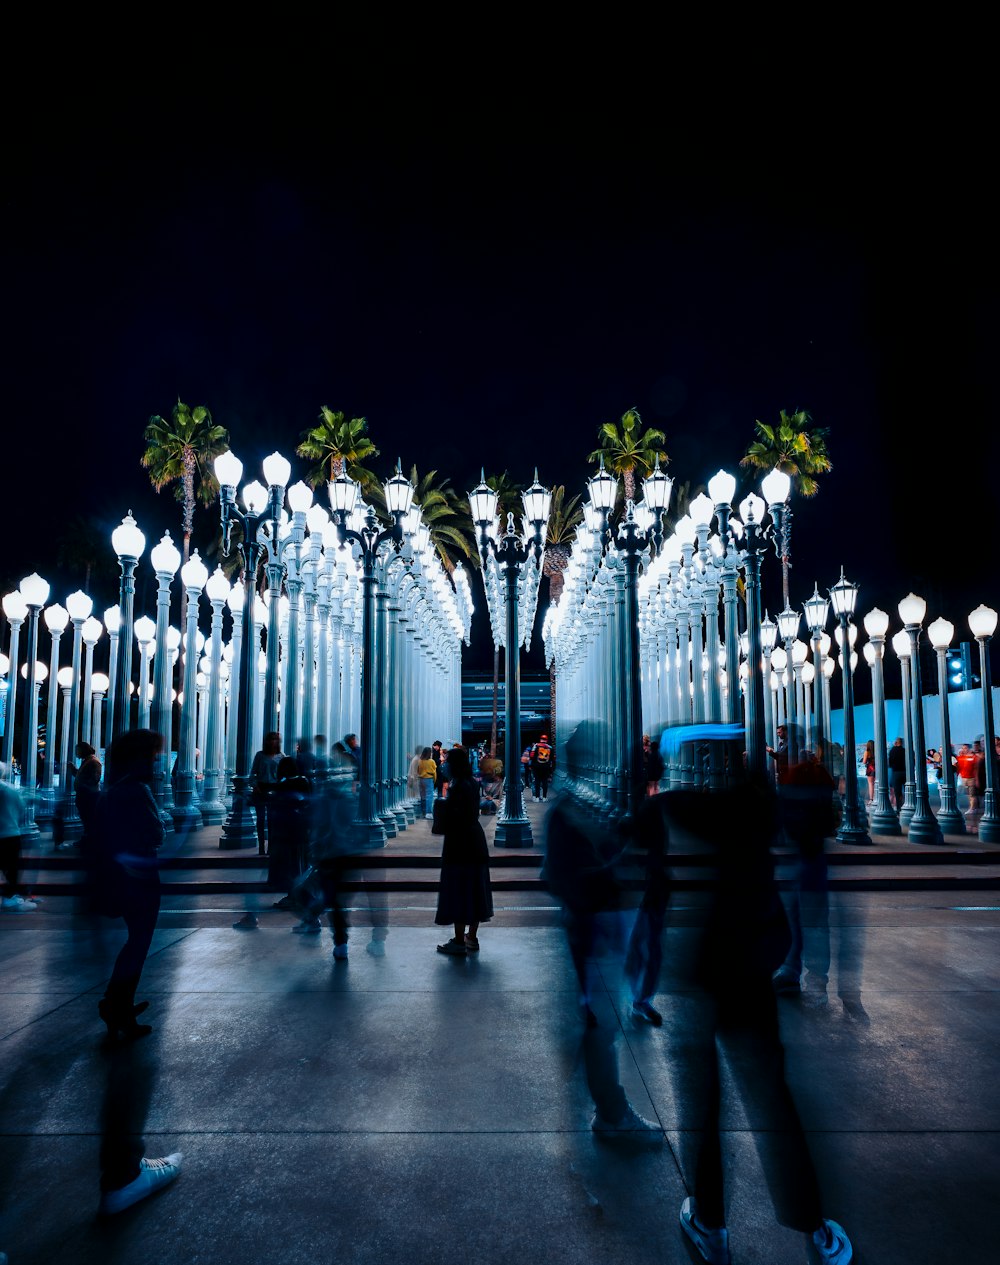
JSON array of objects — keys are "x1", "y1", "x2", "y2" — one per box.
[
  {"x1": 781, "y1": 555, "x2": 790, "y2": 609},
  {"x1": 180, "y1": 458, "x2": 195, "y2": 629},
  {"x1": 549, "y1": 661, "x2": 556, "y2": 736},
  {"x1": 624, "y1": 470, "x2": 636, "y2": 503}
]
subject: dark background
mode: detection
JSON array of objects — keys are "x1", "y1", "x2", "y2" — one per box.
[{"x1": 3, "y1": 72, "x2": 997, "y2": 703}]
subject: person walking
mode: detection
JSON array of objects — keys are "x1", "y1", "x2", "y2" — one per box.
[
  {"x1": 248, "y1": 731, "x2": 283, "y2": 857},
  {"x1": 0, "y1": 767, "x2": 34, "y2": 912},
  {"x1": 862, "y1": 740, "x2": 876, "y2": 804},
  {"x1": 267, "y1": 757, "x2": 312, "y2": 914},
  {"x1": 433, "y1": 746, "x2": 493, "y2": 955},
  {"x1": 530, "y1": 733, "x2": 555, "y2": 802},
  {"x1": 888, "y1": 736, "x2": 907, "y2": 812},
  {"x1": 93, "y1": 729, "x2": 165, "y2": 1041}
]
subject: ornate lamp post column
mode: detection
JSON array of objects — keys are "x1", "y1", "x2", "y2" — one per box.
[
  {"x1": 776, "y1": 606, "x2": 801, "y2": 761},
  {"x1": 891, "y1": 630, "x2": 917, "y2": 827},
  {"x1": 110, "y1": 511, "x2": 146, "y2": 743},
  {"x1": 1, "y1": 590, "x2": 28, "y2": 774},
  {"x1": 173, "y1": 552, "x2": 208, "y2": 830},
  {"x1": 150, "y1": 533, "x2": 181, "y2": 828},
  {"x1": 927, "y1": 615, "x2": 966, "y2": 836},
  {"x1": 804, "y1": 585, "x2": 830, "y2": 755},
  {"x1": 80, "y1": 616, "x2": 103, "y2": 749},
  {"x1": 830, "y1": 570, "x2": 871, "y2": 845},
  {"x1": 469, "y1": 470, "x2": 551, "y2": 845},
  {"x1": 199, "y1": 566, "x2": 231, "y2": 824},
  {"x1": 39, "y1": 603, "x2": 69, "y2": 820},
  {"x1": 215, "y1": 448, "x2": 288, "y2": 847},
  {"x1": 898, "y1": 593, "x2": 942, "y2": 845},
  {"x1": 708, "y1": 470, "x2": 741, "y2": 726},
  {"x1": 862, "y1": 607, "x2": 901, "y2": 835},
  {"x1": 18, "y1": 573, "x2": 50, "y2": 833},
  {"x1": 59, "y1": 590, "x2": 93, "y2": 839},
  {"x1": 90, "y1": 673, "x2": 109, "y2": 753},
  {"x1": 735, "y1": 492, "x2": 769, "y2": 778},
  {"x1": 103, "y1": 606, "x2": 121, "y2": 746},
  {"x1": 328, "y1": 463, "x2": 413, "y2": 848},
  {"x1": 968, "y1": 604, "x2": 1000, "y2": 843},
  {"x1": 134, "y1": 617, "x2": 156, "y2": 731},
  {"x1": 56, "y1": 666, "x2": 73, "y2": 806}
]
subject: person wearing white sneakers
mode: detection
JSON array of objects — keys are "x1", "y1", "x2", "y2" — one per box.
[
  {"x1": 0, "y1": 766, "x2": 35, "y2": 912},
  {"x1": 664, "y1": 739, "x2": 854, "y2": 1265}
]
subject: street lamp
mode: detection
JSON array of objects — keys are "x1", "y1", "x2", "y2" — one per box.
[
  {"x1": 18, "y1": 573, "x2": 49, "y2": 833},
  {"x1": 470, "y1": 469, "x2": 550, "y2": 843},
  {"x1": 103, "y1": 605, "x2": 121, "y2": 745},
  {"x1": 891, "y1": 628, "x2": 917, "y2": 827},
  {"x1": 776, "y1": 605, "x2": 801, "y2": 761},
  {"x1": 803, "y1": 584, "x2": 830, "y2": 756},
  {"x1": 214, "y1": 449, "x2": 287, "y2": 847},
  {"x1": 80, "y1": 616, "x2": 103, "y2": 749},
  {"x1": 39, "y1": 602, "x2": 69, "y2": 820},
  {"x1": 897, "y1": 593, "x2": 942, "y2": 844},
  {"x1": 173, "y1": 550, "x2": 208, "y2": 830},
  {"x1": 134, "y1": 616, "x2": 157, "y2": 730},
  {"x1": 90, "y1": 672, "x2": 109, "y2": 750},
  {"x1": 150, "y1": 531, "x2": 181, "y2": 829},
  {"x1": 862, "y1": 607, "x2": 902, "y2": 835},
  {"x1": 110, "y1": 511, "x2": 145, "y2": 741},
  {"x1": 735, "y1": 489, "x2": 781, "y2": 778},
  {"x1": 1, "y1": 589, "x2": 28, "y2": 774},
  {"x1": 329, "y1": 462, "x2": 414, "y2": 847},
  {"x1": 59, "y1": 589, "x2": 93, "y2": 838},
  {"x1": 829, "y1": 569, "x2": 871, "y2": 845},
  {"x1": 927, "y1": 615, "x2": 966, "y2": 836},
  {"x1": 968, "y1": 604, "x2": 1000, "y2": 843},
  {"x1": 200, "y1": 565, "x2": 231, "y2": 825}
]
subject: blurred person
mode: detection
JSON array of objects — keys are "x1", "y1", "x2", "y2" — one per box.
[
  {"x1": 662, "y1": 742, "x2": 853, "y2": 1265},
  {"x1": 93, "y1": 729, "x2": 165, "y2": 1040},
  {"x1": 406, "y1": 747, "x2": 422, "y2": 804},
  {"x1": 433, "y1": 746, "x2": 492, "y2": 955},
  {"x1": 417, "y1": 746, "x2": 437, "y2": 819},
  {"x1": 888, "y1": 736, "x2": 907, "y2": 811},
  {"x1": 248, "y1": 731, "x2": 283, "y2": 857},
  {"x1": 766, "y1": 724, "x2": 790, "y2": 784},
  {"x1": 521, "y1": 744, "x2": 533, "y2": 791},
  {"x1": 0, "y1": 765, "x2": 34, "y2": 911},
  {"x1": 343, "y1": 733, "x2": 360, "y2": 791},
  {"x1": 643, "y1": 732, "x2": 665, "y2": 797},
  {"x1": 623, "y1": 785, "x2": 670, "y2": 1025},
  {"x1": 530, "y1": 733, "x2": 555, "y2": 802},
  {"x1": 267, "y1": 757, "x2": 312, "y2": 915},
  {"x1": 292, "y1": 765, "x2": 362, "y2": 958},
  {"x1": 543, "y1": 720, "x2": 661, "y2": 1139},
  {"x1": 862, "y1": 739, "x2": 876, "y2": 803}
]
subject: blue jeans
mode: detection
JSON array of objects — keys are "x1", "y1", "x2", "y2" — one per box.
[{"x1": 419, "y1": 779, "x2": 433, "y2": 815}]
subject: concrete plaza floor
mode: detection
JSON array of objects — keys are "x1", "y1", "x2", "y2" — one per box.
[{"x1": 2, "y1": 852, "x2": 1000, "y2": 1264}]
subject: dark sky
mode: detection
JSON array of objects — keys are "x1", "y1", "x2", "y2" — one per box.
[{"x1": 4, "y1": 90, "x2": 997, "y2": 694}]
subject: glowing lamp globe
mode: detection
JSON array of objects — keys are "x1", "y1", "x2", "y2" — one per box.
[
  {"x1": 214, "y1": 449, "x2": 244, "y2": 489},
  {"x1": 134, "y1": 616, "x2": 156, "y2": 645},
  {"x1": 104, "y1": 605, "x2": 121, "y2": 635},
  {"x1": 829, "y1": 569, "x2": 858, "y2": 619},
  {"x1": 761, "y1": 468, "x2": 791, "y2": 506},
  {"x1": 82, "y1": 617, "x2": 103, "y2": 645},
  {"x1": 863, "y1": 607, "x2": 890, "y2": 638},
  {"x1": 205, "y1": 567, "x2": 231, "y2": 604},
  {"x1": 468, "y1": 477, "x2": 498, "y2": 527},
  {"x1": 2, "y1": 591, "x2": 28, "y2": 621},
  {"x1": 928, "y1": 617, "x2": 954, "y2": 650},
  {"x1": 151, "y1": 531, "x2": 182, "y2": 576},
  {"x1": 21, "y1": 661, "x2": 47, "y2": 681},
  {"x1": 19, "y1": 572, "x2": 50, "y2": 607},
  {"x1": 642, "y1": 457, "x2": 673, "y2": 511},
  {"x1": 708, "y1": 469, "x2": 737, "y2": 507},
  {"x1": 384, "y1": 462, "x2": 415, "y2": 517},
  {"x1": 181, "y1": 551, "x2": 209, "y2": 591},
  {"x1": 760, "y1": 612, "x2": 778, "y2": 653},
  {"x1": 738, "y1": 493, "x2": 765, "y2": 525},
  {"x1": 287, "y1": 480, "x2": 314, "y2": 514},
  {"x1": 91, "y1": 671, "x2": 109, "y2": 693},
  {"x1": 522, "y1": 472, "x2": 551, "y2": 529},
  {"x1": 44, "y1": 604, "x2": 69, "y2": 634},
  {"x1": 306, "y1": 504, "x2": 329, "y2": 535},
  {"x1": 165, "y1": 626, "x2": 182, "y2": 653},
  {"x1": 262, "y1": 452, "x2": 291, "y2": 489},
  {"x1": 898, "y1": 592, "x2": 927, "y2": 627},
  {"x1": 112, "y1": 512, "x2": 145, "y2": 560},
  {"x1": 791, "y1": 639, "x2": 809, "y2": 666},
  {"x1": 777, "y1": 607, "x2": 800, "y2": 641},
  {"x1": 969, "y1": 604, "x2": 999, "y2": 640},
  {"x1": 588, "y1": 461, "x2": 618, "y2": 512},
  {"x1": 892, "y1": 629, "x2": 911, "y2": 658},
  {"x1": 689, "y1": 492, "x2": 714, "y2": 528},
  {"x1": 804, "y1": 585, "x2": 829, "y2": 633},
  {"x1": 57, "y1": 665, "x2": 74, "y2": 687},
  {"x1": 242, "y1": 481, "x2": 268, "y2": 515}
]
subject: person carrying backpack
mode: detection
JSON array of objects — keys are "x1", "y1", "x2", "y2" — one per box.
[{"x1": 530, "y1": 734, "x2": 555, "y2": 802}]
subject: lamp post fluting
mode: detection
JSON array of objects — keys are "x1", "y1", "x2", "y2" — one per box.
[
  {"x1": 969, "y1": 605, "x2": 1000, "y2": 843},
  {"x1": 328, "y1": 463, "x2": 413, "y2": 848},
  {"x1": 80, "y1": 616, "x2": 103, "y2": 749},
  {"x1": 110, "y1": 511, "x2": 145, "y2": 743},
  {"x1": 898, "y1": 593, "x2": 942, "y2": 844},
  {"x1": 18, "y1": 573, "x2": 50, "y2": 834},
  {"x1": 927, "y1": 616, "x2": 966, "y2": 835},
  {"x1": 173, "y1": 552, "x2": 208, "y2": 830},
  {"x1": 830, "y1": 570, "x2": 871, "y2": 845},
  {"x1": 804, "y1": 585, "x2": 829, "y2": 755},
  {"x1": 200, "y1": 567, "x2": 231, "y2": 824},
  {"x1": 134, "y1": 617, "x2": 156, "y2": 731},
  {"x1": 59, "y1": 591, "x2": 93, "y2": 838},
  {"x1": 215, "y1": 449, "x2": 288, "y2": 848},
  {"x1": 862, "y1": 608, "x2": 901, "y2": 835},
  {"x1": 1, "y1": 590, "x2": 27, "y2": 774},
  {"x1": 892, "y1": 630, "x2": 917, "y2": 827},
  {"x1": 40, "y1": 603, "x2": 69, "y2": 818},
  {"x1": 103, "y1": 605, "x2": 121, "y2": 748},
  {"x1": 150, "y1": 533, "x2": 181, "y2": 829}
]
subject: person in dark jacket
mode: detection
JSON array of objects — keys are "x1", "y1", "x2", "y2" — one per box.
[
  {"x1": 266, "y1": 757, "x2": 311, "y2": 907},
  {"x1": 95, "y1": 729, "x2": 165, "y2": 1040},
  {"x1": 434, "y1": 747, "x2": 492, "y2": 954}
]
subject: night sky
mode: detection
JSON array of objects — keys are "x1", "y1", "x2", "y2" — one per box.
[{"x1": 4, "y1": 91, "x2": 997, "y2": 696}]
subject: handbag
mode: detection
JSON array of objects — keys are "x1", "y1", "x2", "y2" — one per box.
[{"x1": 431, "y1": 798, "x2": 448, "y2": 835}]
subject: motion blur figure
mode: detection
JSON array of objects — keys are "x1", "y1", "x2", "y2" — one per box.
[
  {"x1": 662, "y1": 740, "x2": 853, "y2": 1264},
  {"x1": 543, "y1": 721, "x2": 662, "y2": 1141}
]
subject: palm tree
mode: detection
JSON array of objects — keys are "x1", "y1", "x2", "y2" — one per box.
[
  {"x1": 142, "y1": 399, "x2": 230, "y2": 571},
  {"x1": 588, "y1": 406, "x2": 669, "y2": 505},
  {"x1": 295, "y1": 406, "x2": 380, "y2": 498},
  {"x1": 740, "y1": 407, "x2": 832, "y2": 606},
  {"x1": 542, "y1": 485, "x2": 584, "y2": 733}
]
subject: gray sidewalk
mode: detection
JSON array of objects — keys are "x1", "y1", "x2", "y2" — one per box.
[{"x1": 1, "y1": 886, "x2": 999, "y2": 1263}]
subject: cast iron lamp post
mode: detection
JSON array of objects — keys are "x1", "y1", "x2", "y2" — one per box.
[
  {"x1": 150, "y1": 532, "x2": 181, "y2": 829},
  {"x1": 470, "y1": 471, "x2": 551, "y2": 845},
  {"x1": 1, "y1": 590, "x2": 28, "y2": 774},
  {"x1": 214, "y1": 448, "x2": 287, "y2": 847},
  {"x1": 804, "y1": 585, "x2": 829, "y2": 755},
  {"x1": 927, "y1": 615, "x2": 966, "y2": 835},
  {"x1": 110, "y1": 512, "x2": 145, "y2": 743},
  {"x1": 90, "y1": 672, "x2": 109, "y2": 750},
  {"x1": 18, "y1": 573, "x2": 49, "y2": 834},
  {"x1": 968, "y1": 604, "x2": 1000, "y2": 843},
  {"x1": 59, "y1": 590, "x2": 93, "y2": 838},
  {"x1": 830, "y1": 569, "x2": 871, "y2": 845},
  {"x1": 776, "y1": 605, "x2": 801, "y2": 760},
  {"x1": 134, "y1": 616, "x2": 156, "y2": 730},
  {"x1": 80, "y1": 616, "x2": 103, "y2": 749},
  {"x1": 173, "y1": 551, "x2": 208, "y2": 830},
  {"x1": 708, "y1": 469, "x2": 741, "y2": 725},
  {"x1": 862, "y1": 607, "x2": 902, "y2": 835},
  {"x1": 898, "y1": 593, "x2": 943, "y2": 845},
  {"x1": 891, "y1": 629, "x2": 916, "y2": 826},
  {"x1": 199, "y1": 566, "x2": 231, "y2": 825},
  {"x1": 103, "y1": 605, "x2": 121, "y2": 746},
  {"x1": 328, "y1": 463, "x2": 414, "y2": 848},
  {"x1": 38, "y1": 602, "x2": 68, "y2": 821}
]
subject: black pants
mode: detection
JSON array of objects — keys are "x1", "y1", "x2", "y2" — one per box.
[
  {"x1": 533, "y1": 771, "x2": 552, "y2": 800},
  {"x1": 107, "y1": 881, "x2": 161, "y2": 996},
  {"x1": 100, "y1": 1034, "x2": 155, "y2": 1192},
  {"x1": 679, "y1": 979, "x2": 823, "y2": 1233},
  {"x1": 0, "y1": 833, "x2": 25, "y2": 898}
]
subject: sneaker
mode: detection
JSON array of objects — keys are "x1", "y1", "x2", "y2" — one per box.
[
  {"x1": 2, "y1": 895, "x2": 38, "y2": 911},
  {"x1": 464, "y1": 935, "x2": 480, "y2": 952},
  {"x1": 591, "y1": 1102, "x2": 663, "y2": 1138},
  {"x1": 772, "y1": 965, "x2": 801, "y2": 995},
  {"x1": 98, "y1": 1153, "x2": 183, "y2": 1215},
  {"x1": 233, "y1": 913, "x2": 258, "y2": 930},
  {"x1": 332, "y1": 943, "x2": 349, "y2": 960},
  {"x1": 365, "y1": 940, "x2": 386, "y2": 957},
  {"x1": 293, "y1": 919, "x2": 322, "y2": 934},
  {"x1": 425, "y1": 813, "x2": 434, "y2": 820},
  {"x1": 808, "y1": 1218, "x2": 852, "y2": 1264},
  {"x1": 436, "y1": 938, "x2": 467, "y2": 955},
  {"x1": 272, "y1": 896, "x2": 295, "y2": 910},
  {"x1": 631, "y1": 1000, "x2": 663, "y2": 1026},
  {"x1": 679, "y1": 1196, "x2": 731, "y2": 1264}
]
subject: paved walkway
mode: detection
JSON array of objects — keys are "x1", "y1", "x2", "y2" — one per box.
[{"x1": 1, "y1": 867, "x2": 999, "y2": 1262}]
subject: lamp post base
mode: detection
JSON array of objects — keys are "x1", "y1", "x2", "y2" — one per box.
[
  {"x1": 220, "y1": 797, "x2": 258, "y2": 849},
  {"x1": 172, "y1": 804, "x2": 204, "y2": 833},
  {"x1": 494, "y1": 815, "x2": 533, "y2": 848},
  {"x1": 836, "y1": 824, "x2": 873, "y2": 847},
  {"x1": 906, "y1": 815, "x2": 943, "y2": 845},
  {"x1": 869, "y1": 808, "x2": 903, "y2": 836},
  {"x1": 977, "y1": 815, "x2": 1000, "y2": 844},
  {"x1": 357, "y1": 818, "x2": 389, "y2": 849}
]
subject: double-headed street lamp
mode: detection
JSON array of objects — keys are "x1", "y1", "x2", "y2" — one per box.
[
  {"x1": 968, "y1": 604, "x2": 1000, "y2": 843},
  {"x1": 214, "y1": 449, "x2": 288, "y2": 848},
  {"x1": 470, "y1": 471, "x2": 551, "y2": 845},
  {"x1": 328, "y1": 463, "x2": 414, "y2": 848},
  {"x1": 830, "y1": 569, "x2": 871, "y2": 845}
]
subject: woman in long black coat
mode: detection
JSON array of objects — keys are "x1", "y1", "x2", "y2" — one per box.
[{"x1": 434, "y1": 747, "x2": 492, "y2": 955}]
